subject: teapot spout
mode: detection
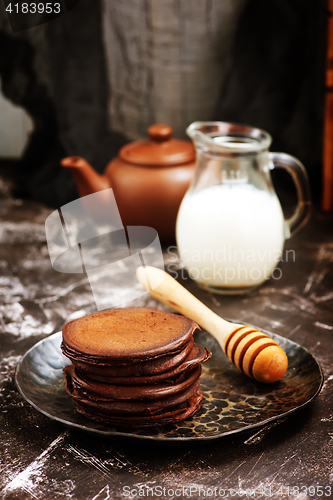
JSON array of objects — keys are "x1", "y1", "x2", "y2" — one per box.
[{"x1": 61, "y1": 156, "x2": 110, "y2": 198}]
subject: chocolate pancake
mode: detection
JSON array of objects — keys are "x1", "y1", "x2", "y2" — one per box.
[
  {"x1": 61, "y1": 307, "x2": 197, "y2": 363},
  {"x1": 75, "y1": 392, "x2": 204, "y2": 428},
  {"x1": 74, "y1": 343, "x2": 211, "y2": 385},
  {"x1": 70, "y1": 338, "x2": 195, "y2": 378},
  {"x1": 64, "y1": 374, "x2": 201, "y2": 416},
  {"x1": 63, "y1": 364, "x2": 201, "y2": 400},
  {"x1": 61, "y1": 307, "x2": 211, "y2": 428}
]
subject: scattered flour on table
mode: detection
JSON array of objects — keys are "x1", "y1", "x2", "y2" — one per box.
[{"x1": 2, "y1": 432, "x2": 75, "y2": 499}]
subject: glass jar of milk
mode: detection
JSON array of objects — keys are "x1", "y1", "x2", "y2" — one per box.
[{"x1": 176, "y1": 122, "x2": 311, "y2": 294}]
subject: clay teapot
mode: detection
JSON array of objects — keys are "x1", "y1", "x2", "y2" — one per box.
[{"x1": 61, "y1": 124, "x2": 196, "y2": 241}]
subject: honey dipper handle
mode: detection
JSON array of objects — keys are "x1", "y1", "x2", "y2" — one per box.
[
  {"x1": 136, "y1": 266, "x2": 235, "y2": 350},
  {"x1": 136, "y1": 266, "x2": 289, "y2": 384}
]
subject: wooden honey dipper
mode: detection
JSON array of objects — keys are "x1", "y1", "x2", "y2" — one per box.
[{"x1": 136, "y1": 266, "x2": 288, "y2": 384}]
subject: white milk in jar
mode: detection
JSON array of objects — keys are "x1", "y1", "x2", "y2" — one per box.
[{"x1": 176, "y1": 183, "x2": 286, "y2": 292}]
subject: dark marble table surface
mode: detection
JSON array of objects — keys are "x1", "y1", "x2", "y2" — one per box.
[{"x1": 0, "y1": 168, "x2": 332, "y2": 500}]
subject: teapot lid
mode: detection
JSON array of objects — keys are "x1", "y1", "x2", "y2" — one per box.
[{"x1": 119, "y1": 124, "x2": 195, "y2": 166}]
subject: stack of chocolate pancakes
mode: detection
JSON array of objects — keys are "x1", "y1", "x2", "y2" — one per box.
[{"x1": 62, "y1": 307, "x2": 211, "y2": 427}]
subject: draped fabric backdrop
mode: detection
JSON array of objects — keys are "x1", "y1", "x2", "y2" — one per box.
[
  {"x1": 102, "y1": 0, "x2": 246, "y2": 140},
  {"x1": 0, "y1": 0, "x2": 326, "y2": 206}
]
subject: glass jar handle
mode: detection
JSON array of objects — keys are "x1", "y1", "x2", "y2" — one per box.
[{"x1": 269, "y1": 152, "x2": 312, "y2": 239}]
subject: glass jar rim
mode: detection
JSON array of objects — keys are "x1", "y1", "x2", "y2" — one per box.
[{"x1": 186, "y1": 121, "x2": 272, "y2": 155}]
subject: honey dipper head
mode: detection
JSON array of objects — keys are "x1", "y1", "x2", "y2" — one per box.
[
  {"x1": 252, "y1": 345, "x2": 288, "y2": 383},
  {"x1": 225, "y1": 325, "x2": 288, "y2": 383}
]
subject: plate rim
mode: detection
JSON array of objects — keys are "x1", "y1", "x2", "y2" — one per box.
[{"x1": 15, "y1": 325, "x2": 324, "y2": 442}]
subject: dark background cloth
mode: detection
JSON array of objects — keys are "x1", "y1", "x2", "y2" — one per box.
[
  {"x1": 0, "y1": 0, "x2": 327, "y2": 207},
  {"x1": 215, "y1": 0, "x2": 326, "y2": 199},
  {"x1": 0, "y1": 0, "x2": 128, "y2": 207},
  {"x1": 0, "y1": 29, "x2": 69, "y2": 205}
]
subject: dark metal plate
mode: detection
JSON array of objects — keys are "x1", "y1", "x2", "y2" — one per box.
[{"x1": 15, "y1": 326, "x2": 323, "y2": 442}]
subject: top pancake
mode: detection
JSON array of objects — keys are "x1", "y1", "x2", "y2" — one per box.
[{"x1": 62, "y1": 307, "x2": 198, "y2": 361}]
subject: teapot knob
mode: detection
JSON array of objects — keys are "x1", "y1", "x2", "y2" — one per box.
[{"x1": 148, "y1": 124, "x2": 173, "y2": 143}]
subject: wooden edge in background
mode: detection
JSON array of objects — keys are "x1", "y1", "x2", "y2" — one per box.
[{"x1": 323, "y1": 0, "x2": 333, "y2": 211}]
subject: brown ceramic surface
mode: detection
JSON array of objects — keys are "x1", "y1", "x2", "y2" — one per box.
[
  {"x1": 61, "y1": 124, "x2": 196, "y2": 240},
  {"x1": 119, "y1": 124, "x2": 195, "y2": 165}
]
